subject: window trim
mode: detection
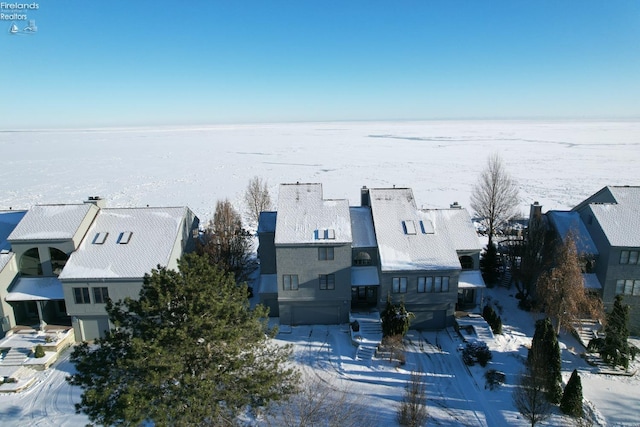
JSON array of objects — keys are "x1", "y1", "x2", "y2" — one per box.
[
  {"x1": 392, "y1": 277, "x2": 407, "y2": 293},
  {"x1": 319, "y1": 274, "x2": 335, "y2": 290},
  {"x1": 92, "y1": 287, "x2": 110, "y2": 304},
  {"x1": 318, "y1": 246, "x2": 335, "y2": 261},
  {"x1": 73, "y1": 287, "x2": 91, "y2": 304},
  {"x1": 283, "y1": 274, "x2": 299, "y2": 291}
]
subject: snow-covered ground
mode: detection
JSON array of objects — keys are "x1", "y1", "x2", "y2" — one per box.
[
  {"x1": 2, "y1": 120, "x2": 639, "y2": 222},
  {"x1": 1, "y1": 286, "x2": 638, "y2": 426},
  {"x1": 1, "y1": 120, "x2": 639, "y2": 425}
]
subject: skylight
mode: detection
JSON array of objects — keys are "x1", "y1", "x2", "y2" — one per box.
[
  {"x1": 420, "y1": 220, "x2": 435, "y2": 234},
  {"x1": 402, "y1": 220, "x2": 416, "y2": 235},
  {"x1": 315, "y1": 228, "x2": 336, "y2": 240},
  {"x1": 117, "y1": 231, "x2": 133, "y2": 244},
  {"x1": 92, "y1": 232, "x2": 109, "y2": 244}
]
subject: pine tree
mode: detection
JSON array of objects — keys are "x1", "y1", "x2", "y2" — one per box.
[
  {"x1": 528, "y1": 318, "x2": 562, "y2": 404},
  {"x1": 560, "y1": 369, "x2": 583, "y2": 417},
  {"x1": 480, "y1": 243, "x2": 500, "y2": 286},
  {"x1": 67, "y1": 254, "x2": 299, "y2": 426},
  {"x1": 600, "y1": 294, "x2": 631, "y2": 369},
  {"x1": 381, "y1": 295, "x2": 414, "y2": 337}
]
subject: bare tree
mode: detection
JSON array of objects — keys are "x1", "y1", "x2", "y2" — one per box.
[
  {"x1": 245, "y1": 176, "x2": 272, "y2": 226},
  {"x1": 397, "y1": 371, "x2": 428, "y2": 427},
  {"x1": 470, "y1": 153, "x2": 519, "y2": 247},
  {"x1": 536, "y1": 233, "x2": 603, "y2": 335},
  {"x1": 266, "y1": 375, "x2": 371, "y2": 427},
  {"x1": 197, "y1": 199, "x2": 256, "y2": 283}
]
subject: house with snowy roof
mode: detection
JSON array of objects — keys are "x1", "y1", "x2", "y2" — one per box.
[
  {"x1": 257, "y1": 183, "x2": 485, "y2": 329},
  {"x1": 0, "y1": 197, "x2": 199, "y2": 341},
  {"x1": 537, "y1": 186, "x2": 640, "y2": 334}
]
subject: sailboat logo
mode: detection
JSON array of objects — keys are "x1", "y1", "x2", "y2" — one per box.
[{"x1": 9, "y1": 23, "x2": 19, "y2": 35}]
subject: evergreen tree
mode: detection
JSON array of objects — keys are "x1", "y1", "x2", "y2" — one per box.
[
  {"x1": 528, "y1": 318, "x2": 562, "y2": 404},
  {"x1": 480, "y1": 243, "x2": 499, "y2": 286},
  {"x1": 560, "y1": 369, "x2": 583, "y2": 417},
  {"x1": 600, "y1": 294, "x2": 631, "y2": 369},
  {"x1": 67, "y1": 254, "x2": 299, "y2": 426},
  {"x1": 381, "y1": 295, "x2": 414, "y2": 337}
]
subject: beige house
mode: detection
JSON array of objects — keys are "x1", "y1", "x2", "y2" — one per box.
[{"x1": 0, "y1": 197, "x2": 199, "y2": 341}]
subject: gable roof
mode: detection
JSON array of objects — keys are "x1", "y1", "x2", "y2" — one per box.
[
  {"x1": 574, "y1": 186, "x2": 640, "y2": 247},
  {"x1": 547, "y1": 211, "x2": 599, "y2": 255},
  {"x1": 427, "y1": 208, "x2": 483, "y2": 252},
  {"x1": 8, "y1": 204, "x2": 97, "y2": 241},
  {"x1": 275, "y1": 183, "x2": 351, "y2": 245},
  {"x1": 350, "y1": 207, "x2": 377, "y2": 248},
  {"x1": 368, "y1": 188, "x2": 460, "y2": 271},
  {"x1": 59, "y1": 207, "x2": 190, "y2": 280}
]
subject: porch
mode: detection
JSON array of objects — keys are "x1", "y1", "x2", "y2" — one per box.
[{"x1": 4, "y1": 276, "x2": 71, "y2": 332}]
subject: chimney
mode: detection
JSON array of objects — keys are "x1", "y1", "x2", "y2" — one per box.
[
  {"x1": 529, "y1": 201, "x2": 542, "y2": 220},
  {"x1": 361, "y1": 186, "x2": 370, "y2": 207},
  {"x1": 450, "y1": 201, "x2": 461, "y2": 209},
  {"x1": 84, "y1": 196, "x2": 106, "y2": 209}
]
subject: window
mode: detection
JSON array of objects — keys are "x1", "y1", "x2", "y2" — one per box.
[
  {"x1": 418, "y1": 276, "x2": 449, "y2": 293},
  {"x1": 283, "y1": 275, "x2": 299, "y2": 291},
  {"x1": 354, "y1": 251, "x2": 372, "y2": 266},
  {"x1": 92, "y1": 232, "x2": 109, "y2": 244},
  {"x1": 73, "y1": 287, "x2": 90, "y2": 304},
  {"x1": 402, "y1": 220, "x2": 416, "y2": 235},
  {"x1": 417, "y1": 277, "x2": 426, "y2": 293},
  {"x1": 620, "y1": 250, "x2": 639, "y2": 264},
  {"x1": 316, "y1": 229, "x2": 336, "y2": 240},
  {"x1": 392, "y1": 277, "x2": 407, "y2": 293},
  {"x1": 117, "y1": 231, "x2": 133, "y2": 244},
  {"x1": 459, "y1": 256, "x2": 474, "y2": 270},
  {"x1": 620, "y1": 251, "x2": 629, "y2": 264},
  {"x1": 19, "y1": 247, "x2": 43, "y2": 276},
  {"x1": 93, "y1": 287, "x2": 110, "y2": 304},
  {"x1": 49, "y1": 248, "x2": 69, "y2": 276},
  {"x1": 319, "y1": 274, "x2": 335, "y2": 290},
  {"x1": 318, "y1": 247, "x2": 334, "y2": 261},
  {"x1": 616, "y1": 279, "x2": 640, "y2": 296}
]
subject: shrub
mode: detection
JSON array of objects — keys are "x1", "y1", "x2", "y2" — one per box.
[
  {"x1": 484, "y1": 369, "x2": 506, "y2": 390},
  {"x1": 34, "y1": 344, "x2": 45, "y2": 358},
  {"x1": 462, "y1": 342, "x2": 492, "y2": 367},
  {"x1": 560, "y1": 369, "x2": 583, "y2": 417}
]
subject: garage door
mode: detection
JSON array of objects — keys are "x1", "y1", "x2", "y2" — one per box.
[{"x1": 292, "y1": 305, "x2": 340, "y2": 325}]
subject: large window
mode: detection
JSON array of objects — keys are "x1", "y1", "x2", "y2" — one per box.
[
  {"x1": 20, "y1": 247, "x2": 43, "y2": 276},
  {"x1": 616, "y1": 279, "x2": 640, "y2": 296},
  {"x1": 318, "y1": 247, "x2": 334, "y2": 261},
  {"x1": 354, "y1": 251, "x2": 372, "y2": 266},
  {"x1": 620, "y1": 250, "x2": 639, "y2": 265},
  {"x1": 319, "y1": 274, "x2": 335, "y2": 290},
  {"x1": 459, "y1": 256, "x2": 474, "y2": 270},
  {"x1": 418, "y1": 276, "x2": 450, "y2": 293},
  {"x1": 93, "y1": 287, "x2": 110, "y2": 304},
  {"x1": 392, "y1": 277, "x2": 407, "y2": 293},
  {"x1": 49, "y1": 248, "x2": 69, "y2": 276},
  {"x1": 73, "y1": 287, "x2": 91, "y2": 304},
  {"x1": 283, "y1": 274, "x2": 299, "y2": 291}
]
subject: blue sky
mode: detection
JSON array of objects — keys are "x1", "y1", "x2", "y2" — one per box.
[{"x1": 2, "y1": 1, "x2": 639, "y2": 128}]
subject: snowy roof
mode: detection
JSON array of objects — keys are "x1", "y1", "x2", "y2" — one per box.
[
  {"x1": 578, "y1": 186, "x2": 640, "y2": 247},
  {"x1": 351, "y1": 266, "x2": 380, "y2": 286},
  {"x1": 6, "y1": 277, "x2": 64, "y2": 301},
  {"x1": 0, "y1": 210, "x2": 27, "y2": 251},
  {"x1": 547, "y1": 211, "x2": 599, "y2": 255},
  {"x1": 350, "y1": 207, "x2": 377, "y2": 248},
  {"x1": 257, "y1": 211, "x2": 277, "y2": 234},
  {"x1": 583, "y1": 273, "x2": 602, "y2": 290},
  {"x1": 275, "y1": 183, "x2": 351, "y2": 245},
  {"x1": 0, "y1": 252, "x2": 14, "y2": 273},
  {"x1": 426, "y1": 208, "x2": 483, "y2": 252},
  {"x1": 8, "y1": 204, "x2": 96, "y2": 241},
  {"x1": 458, "y1": 270, "x2": 486, "y2": 289},
  {"x1": 59, "y1": 207, "x2": 190, "y2": 280},
  {"x1": 368, "y1": 188, "x2": 461, "y2": 272}
]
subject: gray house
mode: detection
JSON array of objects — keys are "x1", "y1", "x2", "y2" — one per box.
[
  {"x1": 0, "y1": 197, "x2": 199, "y2": 341},
  {"x1": 571, "y1": 186, "x2": 640, "y2": 334},
  {"x1": 257, "y1": 183, "x2": 485, "y2": 329}
]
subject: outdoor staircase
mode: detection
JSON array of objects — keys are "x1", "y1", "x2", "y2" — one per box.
[
  {"x1": 573, "y1": 319, "x2": 602, "y2": 348},
  {"x1": 0, "y1": 348, "x2": 31, "y2": 366},
  {"x1": 350, "y1": 312, "x2": 383, "y2": 362},
  {"x1": 499, "y1": 270, "x2": 512, "y2": 288}
]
